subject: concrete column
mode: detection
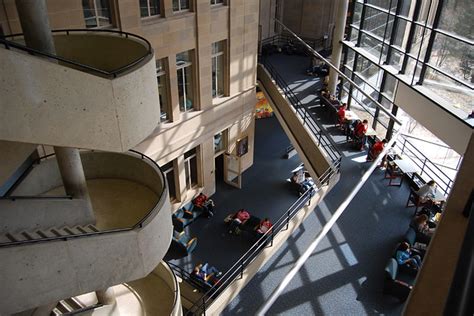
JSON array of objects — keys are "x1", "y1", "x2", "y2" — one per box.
[
  {"x1": 15, "y1": 1, "x2": 94, "y2": 219},
  {"x1": 15, "y1": 0, "x2": 55, "y2": 55},
  {"x1": 54, "y1": 147, "x2": 93, "y2": 216},
  {"x1": 328, "y1": 0, "x2": 349, "y2": 95},
  {"x1": 96, "y1": 287, "x2": 116, "y2": 305}
]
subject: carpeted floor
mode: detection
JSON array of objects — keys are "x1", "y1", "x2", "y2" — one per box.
[
  {"x1": 220, "y1": 54, "x2": 415, "y2": 315},
  {"x1": 172, "y1": 53, "x2": 415, "y2": 315}
]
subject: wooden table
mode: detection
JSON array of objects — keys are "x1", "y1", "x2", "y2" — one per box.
[
  {"x1": 345, "y1": 110, "x2": 360, "y2": 121},
  {"x1": 429, "y1": 188, "x2": 446, "y2": 204}
]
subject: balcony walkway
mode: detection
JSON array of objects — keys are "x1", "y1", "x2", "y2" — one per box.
[{"x1": 171, "y1": 53, "x2": 415, "y2": 314}]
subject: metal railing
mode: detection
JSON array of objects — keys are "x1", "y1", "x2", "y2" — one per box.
[
  {"x1": 0, "y1": 29, "x2": 153, "y2": 78},
  {"x1": 259, "y1": 57, "x2": 342, "y2": 166},
  {"x1": 174, "y1": 188, "x2": 316, "y2": 315},
  {"x1": 260, "y1": 34, "x2": 325, "y2": 53},
  {"x1": 400, "y1": 133, "x2": 462, "y2": 171},
  {"x1": 0, "y1": 150, "x2": 166, "y2": 248},
  {"x1": 394, "y1": 134, "x2": 455, "y2": 196}
]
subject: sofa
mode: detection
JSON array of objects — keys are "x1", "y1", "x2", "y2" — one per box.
[
  {"x1": 383, "y1": 258, "x2": 415, "y2": 302},
  {"x1": 172, "y1": 200, "x2": 206, "y2": 232},
  {"x1": 164, "y1": 230, "x2": 197, "y2": 260}
]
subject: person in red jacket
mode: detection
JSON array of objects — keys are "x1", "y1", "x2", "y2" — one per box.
[
  {"x1": 337, "y1": 103, "x2": 347, "y2": 131},
  {"x1": 367, "y1": 139, "x2": 388, "y2": 162},
  {"x1": 354, "y1": 119, "x2": 369, "y2": 150}
]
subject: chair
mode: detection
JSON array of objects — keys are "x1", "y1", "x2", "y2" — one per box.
[
  {"x1": 406, "y1": 189, "x2": 432, "y2": 214},
  {"x1": 384, "y1": 162, "x2": 404, "y2": 186},
  {"x1": 383, "y1": 258, "x2": 413, "y2": 302},
  {"x1": 165, "y1": 231, "x2": 197, "y2": 259}
]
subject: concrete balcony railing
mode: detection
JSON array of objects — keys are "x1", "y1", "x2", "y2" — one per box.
[
  {"x1": 0, "y1": 151, "x2": 172, "y2": 315},
  {"x1": 0, "y1": 30, "x2": 160, "y2": 152}
]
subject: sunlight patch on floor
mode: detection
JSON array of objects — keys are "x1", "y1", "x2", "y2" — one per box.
[{"x1": 340, "y1": 243, "x2": 358, "y2": 266}]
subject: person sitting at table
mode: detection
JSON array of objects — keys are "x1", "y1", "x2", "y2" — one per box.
[
  {"x1": 395, "y1": 242, "x2": 422, "y2": 270},
  {"x1": 366, "y1": 139, "x2": 388, "y2": 162},
  {"x1": 229, "y1": 209, "x2": 250, "y2": 234},
  {"x1": 193, "y1": 263, "x2": 222, "y2": 285},
  {"x1": 337, "y1": 103, "x2": 347, "y2": 130},
  {"x1": 256, "y1": 218, "x2": 273, "y2": 236},
  {"x1": 410, "y1": 214, "x2": 435, "y2": 243},
  {"x1": 354, "y1": 119, "x2": 369, "y2": 150},
  {"x1": 416, "y1": 180, "x2": 437, "y2": 203}
]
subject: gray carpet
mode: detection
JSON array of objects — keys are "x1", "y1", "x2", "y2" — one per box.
[{"x1": 220, "y1": 54, "x2": 413, "y2": 315}]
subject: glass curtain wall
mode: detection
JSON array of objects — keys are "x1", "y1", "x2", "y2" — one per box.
[{"x1": 342, "y1": 0, "x2": 473, "y2": 140}]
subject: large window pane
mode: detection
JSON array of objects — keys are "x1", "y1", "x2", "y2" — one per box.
[
  {"x1": 156, "y1": 59, "x2": 169, "y2": 122},
  {"x1": 212, "y1": 41, "x2": 225, "y2": 98},
  {"x1": 392, "y1": 19, "x2": 411, "y2": 50},
  {"x1": 177, "y1": 51, "x2": 194, "y2": 112},
  {"x1": 429, "y1": 33, "x2": 474, "y2": 86},
  {"x1": 438, "y1": 0, "x2": 474, "y2": 41},
  {"x1": 353, "y1": 2, "x2": 363, "y2": 26},
  {"x1": 82, "y1": 0, "x2": 112, "y2": 28},
  {"x1": 140, "y1": 0, "x2": 160, "y2": 18},
  {"x1": 423, "y1": 67, "x2": 474, "y2": 117},
  {"x1": 364, "y1": 7, "x2": 388, "y2": 38},
  {"x1": 184, "y1": 148, "x2": 198, "y2": 189},
  {"x1": 161, "y1": 161, "x2": 176, "y2": 200}
]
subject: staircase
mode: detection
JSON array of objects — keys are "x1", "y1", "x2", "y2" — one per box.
[{"x1": 1, "y1": 224, "x2": 99, "y2": 245}]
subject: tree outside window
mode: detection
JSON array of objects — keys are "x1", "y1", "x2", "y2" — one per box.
[
  {"x1": 140, "y1": 0, "x2": 160, "y2": 18},
  {"x1": 212, "y1": 41, "x2": 225, "y2": 98},
  {"x1": 82, "y1": 0, "x2": 112, "y2": 28},
  {"x1": 156, "y1": 59, "x2": 170, "y2": 122},
  {"x1": 176, "y1": 51, "x2": 194, "y2": 112}
]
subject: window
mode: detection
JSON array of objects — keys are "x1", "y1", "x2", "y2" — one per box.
[
  {"x1": 210, "y1": 0, "x2": 224, "y2": 5},
  {"x1": 176, "y1": 51, "x2": 194, "y2": 112},
  {"x1": 156, "y1": 59, "x2": 170, "y2": 122},
  {"x1": 212, "y1": 41, "x2": 225, "y2": 98},
  {"x1": 82, "y1": 0, "x2": 112, "y2": 28},
  {"x1": 184, "y1": 148, "x2": 198, "y2": 190},
  {"x1": 173, "y1": 0, "x2": 190, "y2": 12},
  {"x1": 140, "y1": 0, "x2": 160, "y2": 18},
  {"x1": 214, "y1": 130, "x2": 227, "y2": 154},
  {"x1": 161, "y1": 161, "x2": 177, "y2": 201}
]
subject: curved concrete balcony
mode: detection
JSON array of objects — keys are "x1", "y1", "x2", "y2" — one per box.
[
  {"x1": 0, "y1": 151, "x2": 172, "y2": 315},
  {"x1": 0, "y1": 30, "x2": 160, "y2": 151}
]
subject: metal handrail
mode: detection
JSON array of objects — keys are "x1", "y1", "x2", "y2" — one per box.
[
  {"x1": 182, "y1": 189, "x2": 314, "y2": 315},
  {"x1": 163, "y1": 261, "x2": 180, "y2": 314},
  {"x1": 259, "y1": 57, "x2": 342, "y2": 165},
  {"x1": 395, "y1": 134, "x2": 454, "y2": 195},
  {"x1": 0, "y1": 149, "x2": 167, "y2": 248},
  {"x1": 0, "y1": 29, "x2": 153, "y2": 79}
]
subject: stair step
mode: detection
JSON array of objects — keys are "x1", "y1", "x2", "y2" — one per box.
[
  {"x1": 36, "y1": 229, "x2": 56, "y2": 239},
  {"x1": 21, "y1": 231, "x2": 35, "y2": 240},
  {"x1": 58, "y1": 300, "x2": 74, "y2": 312},
  {"x1": 87, "y1": 224, "x2": 99, "y2": 232},
  {"x1": 74, "y1": 225, "x2": 88, "y2": 234},
  {"x1": 5, "y1": 233, "x2": 18, "y2": 242},
  {"x1": 60, "y1": 226, "x2": 76, "y2": 236},
  {"x1": 65, "y1": 297, "x2": 84, "y2": 310},
  {"x1": 54, "y1": 302, "x2": 69, "y2": 313},
  {"x1": 51, "y1": 307, "x2": 62, "y2": 315}
]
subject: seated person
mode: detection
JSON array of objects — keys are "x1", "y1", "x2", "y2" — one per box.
[
  {"x1": 193, "y1": 263, "x2": 221, "y2": 286},
  {"x1": 415, "y1": 180, "x2": 437, "y2": 203},
  {"x1": 193, "y1": 193, "x2": 215, "y2": 218},
  {"x1": 410, "y1": 214, "x2": 435, "y2": 243},
  {"x1": 367, "y1": 139, "x2": 388, "y2": 162},
  {"x1": 256, "y1": 218, "x2": 273, "y2": 236},
  {"x1": 337, "y1": 103, "x2": 347, "y2": 130},
  {"x1": 395, "y1": 242, "x2": 422, "y2": 270},
  {"x1": 354, "y1": 119, "x2": 369, "y2": 150},
  {"x1": 228, "y1": 209, "x2": 250, "y2": 234}
]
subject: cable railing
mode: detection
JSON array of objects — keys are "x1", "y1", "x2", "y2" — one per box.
[
  {"x1": 0, "y1": 29, "x2": 153, "y2": 78},
  {"x1": 260, "y1": 34, "x2": 325, "y2": 53},
  {"x1": 0, "y1": 150, "x2": 166, "y2": 248},
  {"x1": 259, "y1": 57, "x2": 342, "y2": 166},
  {"x1": 173, "y1": 187, "x2": 315, "y2": 316},
  {"x1": 394, "y1": 134, "x2": 455, "y2": 195}
]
